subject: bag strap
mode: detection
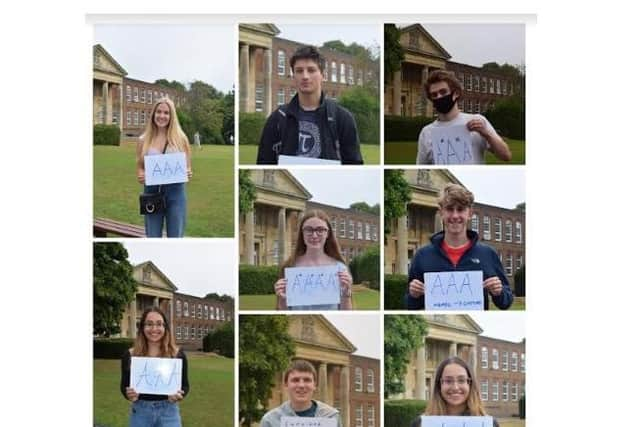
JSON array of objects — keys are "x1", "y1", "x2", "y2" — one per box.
[
  {"x1": 324, "y1": 98, "x2": 340, "y2": 160},
  {"x1": 157, "y1": 139, "x2": 170, "y2": 194}
]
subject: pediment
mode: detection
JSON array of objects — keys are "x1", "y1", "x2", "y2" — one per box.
[
  {"x1": 93, "y1": 44, "x2": 127, "y2": 76},
  {"x1": 289, "y1": 315, "x2": 356, "y2": 354},
  {"x1": 426, "y1": 314, "x2": 483, "y2": 335},
  {"x1": 406, "y1": 169, "x2": 463, "y2": 192},
  {"x1": 400, "y1": 24, "x2": 451, "y2": 60},
  {"x1": 132, "y1": 261, "x2": 178, "y2": 292},
  {"x1": 239, "y1": 23, "x2": 280, "y2": 37},
  {"x1": 252, "y1": 170, "x2": 312, "y2": 201}
]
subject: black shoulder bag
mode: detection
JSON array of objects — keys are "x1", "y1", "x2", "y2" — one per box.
[{"x1": 139, "y1": 140, "x2": 169, "y2": 215}]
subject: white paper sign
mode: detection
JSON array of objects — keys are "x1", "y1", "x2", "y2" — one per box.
[
  {"x1": 144, "y1": 152, "x2": 189, "y2": 185},
  {"x1": 421, "y1": 415, "x2": 493, "y2": 427},
  {"x1": 424, "y1": 271, "x2": 484, "y2": 311},
  {"x1": 278, "y1": 155, "x2": 341, "y2": 165},
  {"x1": 130, "y1": 357, "x2": 182, "y2": 395},
  {"x1": 431, "y1": 125, "x2": 475, "y2": 164},
  {"x1": 281, "y1": 416, "x2": 338, "y2": 427},
  {"x1": 285, "y1": 265, "x2": 341, "y2": 307}
]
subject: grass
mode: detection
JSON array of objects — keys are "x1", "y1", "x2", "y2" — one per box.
[
  {"x1": 496, "y1": 418, "x2": 526, "y2": 427},
  {"x1": 94, "y1": 144, "x2": 234, "y2": 237},
  {"x1": 491, "y1": 296, "x2": 526, "y2": 311},
  {"x1": 239, "y1": 287, "x2": 380, "y2": 310},
  {"x1": 239, "y1": 144, "x2": 380, "y2": 165},
  {"x1": 94, "y1": 353, "x2": 234, "y2": 427},
  {"x1": 384, "y1": 139, "x2": 525, "y2": 165}
]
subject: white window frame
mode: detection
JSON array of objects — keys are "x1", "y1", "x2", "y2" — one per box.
[
  {"x1": 521, "y1": 353, "x2": 526, "y2": 372},
  {"x1": 133, "y1": 111, "x2": 139, "y2": 126},
  {"x1": 506, "y1": 254, "x2": 513, "y2": 276},
  {"x1": 372, "y1": 225, "x2": 377, "y2": 241},
  {"x1": 365, "y1": 223, "x2": 371, "y2": 241},
  {"x1": 183, "y1": 302, "x2": 189, "y2": 317},
  {"x1": 348, "y1": 65, "x2": 354, "y2": 85},
  {"x1": 481, "y1": 347, "x2": 488, "y2": 368},
  {"x1": 277, "y1": 88, "x2": 285, "y2": 106},
  {"x1": 176, "y1": 325, "x2": 182, "y2": 339},
  {"x1": 367, "y1": 368, "x2": 374, "y2": 392},
  {"x1": 191, "y1": 326, "x2": 195, "y2": 339},
  {"x1": 340, "y1": 63, "x2": 346, "y2": 84},
  {"x1": 502, "y1": 351, "x2": 508, "y2": 371},
  {"x1": 516, "y1": 221, "x2": 522, "y2": 243},
  {"x1": 367, "y1": 404, "x2": 374, "y2": 427},
  {"x1": 512, "y1": 383, "x2": 519, "y2": 401},
  {"x1": 176, "y1": 300, "x2": 181, "y2": 318},
  {"x1": 511, "y1": 352, "x2": 518, "y2": 371},
  {"x1": 277, "y1": 50, "x2": 286, "y2": 76},
  {"x1": 133, "y1": 87, "x2": 139, "y2": 102},
  {"x1": 126, "y1": 85, "x2": 131, "y2": 102},
  {"x1": 483, "y1": 216, "x2": 491, "y2": 240},
  {"x1": 355, "y1": 367, "x2": 363, "y2": 391},
  {"x1": 471, "y1": 214, "x2": 479, "y2": 233},
  {"x1": 331, "y1": 61, "x2": 337, "y2": 82},
  {"x1": 357, "y1": 222, "x2": 363, "y2": 240},
  {"x1": 481, "y1": 380, "x2": 488, "y2": 401},
  {"x1": 255, "y1": 85, "x2": 264, "y2": 112},
  {"x1": 494, "y1": 218, "x2": 502, "y2": 241},
  {"x1": 492, "y1": 382, "x2": 499, "y2": 401},
  {"x1": 348, "y1": 220, "x2": 355, "y2": 239},
  {"x1": 492, "y1": 348, "x2": 499, "y2": 370},
  {"x1": 502, "y1": 381, "x2": 509, "y2": 401},
  {"x1": 505, "y1": 220, "x2": 513, "y2": 242},
  {"x1": 147, "y1": 89, "x2": 152, "y2": 104},
  {"x1": 355, "y1": 405, "x2": 363, "y2": 427}
]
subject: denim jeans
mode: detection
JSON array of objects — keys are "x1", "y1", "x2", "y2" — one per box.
[
  {"x1": 143, "y1": 183, "x2": 186, "y2": 237},
  {"x1": 130, "y1": 400, "x2": 181, "y2": 427}
]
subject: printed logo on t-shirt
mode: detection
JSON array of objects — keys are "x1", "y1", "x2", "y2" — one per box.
[{"x1": 297, "y1": 114, "x2": 321, "y2": 158}]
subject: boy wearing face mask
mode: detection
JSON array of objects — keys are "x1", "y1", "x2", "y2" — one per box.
[{"x1": 416, "y1": 70, "x2": 512, "y2": 164}]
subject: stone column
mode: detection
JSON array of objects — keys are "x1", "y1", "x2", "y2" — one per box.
[
  {"x1": 393, "y1": 70, "x2": 402, "y2": 115},
  {"x1": 469, "y1": 344, "x2": 477, "y2": 375},
  {"x1": 318, "y1": 363, "x2": 328, "y2": 403},
  {"x1": 248, "y1": 47, "x2": 256, "y2": 112},
  {"x1": 102, "y1": 81, "x2": 109, "y2": 124},
  {"x1": 244, "y1": 207, "x2": 255, "y2": 265},
  {"x1": 129, "y1": 298, "x2": 137, "y2": 338},
  {"x1": 153, "y1": 296, "x2": 159, "y2": 307},
  {"x1": 340, "y1": 365, "x2": 350, "y2": 427},
  {"x1": 264, "y1": 48, "x2": 273, "y2": 114},
  {"x1": 416, "y1": 344, "x2": 427, "y2": 399},
  {"x1": 239, "y1": 43, "x2": 250, "y2": 112},
  {"x1": 278, "y1": 207, "x2": 286, "y2": 265},
  {"x1": 168, "y1": 299, "x2": 174, "y2": 334},
  {"x1": 449, "y1": 342, "x2": 458, "y2": 357},
  {"x1": 397, "y1": 213, "x2": 408, "y2": 274},
  {"x1": 117, "y1": 84, "x2": 123, "y2": 130}
]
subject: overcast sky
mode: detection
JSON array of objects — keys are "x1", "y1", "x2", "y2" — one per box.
[
  {"x1": 94, "y1": 24, "x2": 234, "y2": 91},
  {"x1": 275, "y1": 24, "x2": 380, "y2": 56},
  {"x1": 469, "y1": 312, "x2": 526, "y2": 342},
  {"x1": 290, "y1": 169, "x2": 380, "y2": 209},
  {"x1": 447, "y1": 167, "x2": 525, "y2": 209},
  {"x1": 324, "y1": 314, "x2": 380, "y2": 359},
  {"x1": 123, "y1": 240, "x2": 236, "y2": 298},
  {"x1": 416, "y1": 23, "x2": 525, "y2": 68}
]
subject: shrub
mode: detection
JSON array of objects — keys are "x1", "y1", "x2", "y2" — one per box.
[
  {"x1": 484, "y1": 95, "x2": 525, "y2": 140},
  {"x1": 349, "y1": 246, "x2": 380, "y2": 290},
  {"x1": 239, "y1": 112, "x2": 267, "y2": 145},
  {"x1": 514, "y1": 265, "x2": 525, "y2": 297},
  {"x1": 93, "y1": 124, "x2": 120, "y2": 146},
  {"x1": 239, "y1": 264, "x2": 280, "y2": 294},
  {"x1": 384, "y1": 399, "x2": 426, "y2": 427},
  {"x1": 519, "y1": 394, "x2": 526, "y2": 418},
  {"x1": 203, "y1": 322, "x2": 234, "y2": 357},
  {"x1": 94, "y1": 338, "x2": 134, "y2": 359},
  {"x1": 384, "y1": 274, "x2": 407, "y2": 310},
  {"x1": 384, "y1": 115, "x2": 434, "y2": 141},
  {"x1": 338, "y1": 87, "x2": 380, "y2": 145}
]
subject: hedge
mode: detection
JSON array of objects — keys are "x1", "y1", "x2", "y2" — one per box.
[
  {"x1": 93, "y1": 124, "x2": 120, "y2": 146},
  {"x1": 239, "y1": 112, "x2": 267, "y2": 145},
  {"x1": 94, "y1": 338, "x2": 134, "y2": 359},
  {"x1": 514, "y1": 265, "x2": 525, "y2": 297},
  {"x1": 384, "y1": 115, "x2": 434, "y2": 141},
  {"x1": 349, "y1": 246, "x2": 380, "y2": 290},
  {"x1": 484, "y1": 95, "x2": 525, "y2": 140},
  {"x1": 384, "y1": 399, "x2": 426, "y2": 427},
  {"x1": 385, "y1": 274, "x2": 407, "y2": 310},
  {"x1": 203, "y1": 322, "x2": 234, "y2": 357},
  {"x1": 519, "y1": 394, "x2": 526, "y2": 418},
  {"x1": 239, "y1": 264, "x2": 280, "y2": 294}
]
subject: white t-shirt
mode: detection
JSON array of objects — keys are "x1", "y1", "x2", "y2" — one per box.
[{"x1": 416, "y1": 112, "x2": 498, "y2": 164}]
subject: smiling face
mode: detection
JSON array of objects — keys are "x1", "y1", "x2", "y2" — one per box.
[
  {"x1": 285, "y1": 369, "x2": 316, "y2": 408},
  {"x1": 153, "y1": 102, "x2": 171, "y2": 129},
  {"x1": 301, "y1": 216, "x2": 330, "y2": 251},
  {"x1": 440, "y1": 203, "x2": 472, "y2": 238},
  {"x1": 292, "y1": 58, "x2": 323, "y2": 97},
  {"x1": 440, "y1": 363, "x2": 471, "y2": 413},
  {"x1": 142, "y1": 311, "x2": 166, "y2": 344}
]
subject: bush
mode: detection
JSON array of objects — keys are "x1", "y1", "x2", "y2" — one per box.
[
  {"x1": 384, "y1": 399, "x2": 426, "y2": 427},
  {"x1": 349, "y1": 246, "x2": 380, "y2": 290},
  {"x1": 239, "y1": 112, "x2": 267, "y2": 145},
  {"x1": 93, "y1": 124, "x2": 120, "y2": 146},
  {"x1": 519, "y1": 394, "x2": 526, "y2": 418},
  {"x1": 239, "y1": 264, "x2": 280, "y2": 294},
  {"x1": 514, "y1": 265, "x2": 525, "y2": 297},
  {"x1": 385, "y1": 274, "x2": 407, "y2": 310},
  {"x1": 385, "y1": 115, "x2": 434, "y2": 141},
  {"x1": 338, "y1": 87, "x2": 380, "y2": 145},
  {"x1": 484, "y1": 95, "x2": 525, "y2": 140},
  {"x1": 203, "y1": 322, "x2": 234, "y2": 357},
  {"x1": 94, "y1": 338, "x2": 133, "y2": 359}
]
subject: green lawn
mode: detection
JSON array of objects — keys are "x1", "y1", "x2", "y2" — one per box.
[
  {"x1": 384, "y1": 139, "x2": 525, "y2": 165},
  {"x1": 94, "y1": 353, "x2": 233, "y2": 427},
  {"x1": 239, "y1": 144, "x2": 380, "y2": 165},
  {"x1": 239, "y1": 288, "x2": 380, "y2": 310},
  {"x1": 496, "y1": 418, "x2": 526, "y2": 427},
  {"x1": 94, "y1": 144, "x2": 234, "y2": 237},
  {"x1": 490, "y1": 296, "x2": 526, "y2": 310}
]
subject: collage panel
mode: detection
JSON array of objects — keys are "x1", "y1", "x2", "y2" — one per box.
[
  {"x1": 384, "y1": 169, "x2": 525, "y2": 311},
  {"x1": 383, "y1": 23, "x2": 525, "y2": 166},
  {"x1": 238, "y1": 23, "x2": 381, "y2": 165},
  {"x1": 239, "y1": 314, "x2": 380, "y2": 427},
  {"x1": 384, "y1": 313, "x2": 525, "y2": 427},
  {"x1": 93, "y1": 24, "x2": 235, "y2": 238},
  {"x1": 238, "y1": 168, "x2": 381, "y2": 311}
]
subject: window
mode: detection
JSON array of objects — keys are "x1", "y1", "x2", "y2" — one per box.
[
  {"x1": 481, "y1": 380, "x2": 488, "y2": 401},
  {"x1": 322, "y1": 60, "x2": 328, "y2": 81},
  {"x1": 277, "y1": 88, "x2": 285, "y2": 106},
  {"x1": 277, "y1": 50, "x2": 286, "y2": 76},
  {"x1": 176, "y1": 301, "x2": 181, "y2": 318},
  {"x1": 204, "y1": 305, "x2": 208, "y2": 319},
  {"x1": 355, "y1": 405, "x2": 363, "y2": 427},
  {"x1": 516, "y1": 254, "x2": 523, "y2": 270},
  {"x1": 357, "y1": 69, "x2": 363, "y2": 86},
  {"x1": 494, "y1": 218, "x2": 502, "y2": 241},
  {"x1": 140, "y1": 88, "x2": 145, "y2": 103},
  {"x1": 492, "y1": 349, "x2": 499, "y2": 369},
  {"x1": 502, "y1": 351, "x2": 508, "y2": 371},
  {"x1": 367, "y1": 368, "x2": 374, "y2": 392},
  {"x1": 481, "y1": 77, "x2": 487, "y2": 93},
  {"x1": 126, "y1": 85, "x2": 131, "y2": 102},
  {"x1": 367, "y1": 404, "x2": 374, "y2": 427},
  {"x1": 331, "y1": 217, "x2": 337, "y2": 233},
  {"x1": 506, "y1": 254, "x2": 513, "y2": 276},
  {"x1": 197, "y1": 304, "x2": 202, "y2": 319},
  {"x1": 191, "y1": 326, "x2": 195, "y2": 339},
  {"x1": 348, "y1": 220, "x2": 355, "y2": 239},
  {"x1": 126, "y1": 111, "x2": 131, "y2": 126},
  {"x1": 496, "y1": 79, "x2": 501, "y2": 94},
  {"x1": 133, "y1": 87, "x2": 139, "y2": 102},
  {"x1": 515, "y1": 221, "x2": 522, "y2": 243},
  {"x1": 133, "y1": 111, "x2": 139, "y2": 126},
  {"x1": 147, "y1": 90, "x2": 152, "y2": 104},
  {"x1": 357, "y1": 222, "x2": 363, "y2": 240},
  {"x1": 505, "y1": 220, "x2": 513, "y2": 242},
  {"x1": 475, "y1": 100, "x2": 480, "y2": 113},
  {"x1": 215, "y1": 307, "x2": 219, "y2": 320},
  {"x1": 512, "y1": 383, "x2": 519, "y2": 401},
  {"x1": 483, "y1": 216, "x2": 491, "y2": 240},
  {"x1": 474, "y1": 76, "x2": 480, "y2": 92},
  {"x1": 289, "y1": 88, "x2": 296, "y2": 99},
  {"x1": 502, "y1": 381, "x2": 509, "y2": 401},
  {"x1": 521, "y1": 353, "x2": 526, "y2": 372},
  {"x1": 348, "y1": 65, "x2": 354, "y2": 85},
  {"x1": 154, "y1": 91, "x2": 158, "y2": 101},
  {"x1": 481, "y1": 347, "x2": 488, "y2": 368},
  {"x1": 331, "y1": 61, "x2": 337, "y2": 82},
  {"x1": 176, "y1": 326, "x2": 181, "y2": 339},
  {"x1": 492, "y1": 382, "x2": 499, "y2": 401},
  {"x1": 365, "y1": 223, "x2": 371, "y2": 240},
  {"x1": 471, "y1": 214, "x2": 479, "y2": 232},
  {"x1": 141, "y1": 111, "x2": 146, "y2": 125},
  {"x1": 355, "y1": 367, "x2": 363, "y2": 391},
  {"x1": 511, "y1": 352, "x2": 518, "y2": 371},
  {"x1": 221, "y1": 308, "x2": 225, "y2": 319},
  {"x1": 183, "y1": 302, "x2": 189, "y2": 317},
  {"x1": 489, "y1": 79, "x2": 495, "y2": 94},
  {"x1": 466, "y1": 74, "x2": 472, "y2": 91},
  {"x1": 198, "y1": 326, "x2": 203, "y2": 338},
  {"x1": 340, "y1": 63, "x2": 346, "y2": 83},
  {"x1": 372, "y1": 225, "x2": 377, "y2": 241},
  {"x1": 192, "y1": 304, "x2": 196, "y2": 318},
  {"x1": 255, "y1": 85, "x2": 264, "y2": 112}
]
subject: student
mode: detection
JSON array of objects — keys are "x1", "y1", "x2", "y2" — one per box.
[
  {"x1": 410, "y1": 357, "x2": 499, "y2": 427},
  {"x1": 416, "y1": 70, "x2": 511, "y2": 164},
  {"x1": 274, "y1": 209, "x2": 353, "y2": 310},
  {"x1": 136, "y1": 97, "x2": 193, "y2": 237},
  {"x1": 406, "y1": 184, "x2": 513, "y2": 310},
  {"x1": 260, "y1": 360, "x2": 342, "y2": 427},
  {"x1": 120, "y1": 307, "x2": 189, "y2": 427},
  {"x1": 256, "y1": 45, "x2": 363, "y2": 164}
]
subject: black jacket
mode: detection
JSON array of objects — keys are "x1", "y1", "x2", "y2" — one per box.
[{"x1": 256, "y1": 92, "x2": 363, "y2": 164}]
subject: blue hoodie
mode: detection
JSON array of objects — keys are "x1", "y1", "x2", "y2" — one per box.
[{"x1": 406, "y1": 230, "x2": 513, "y2": 310}]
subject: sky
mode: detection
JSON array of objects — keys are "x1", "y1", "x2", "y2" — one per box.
[
  {"x1": 94, "y1": 24, "x2": 234, "y2": 92},
  {"x1": 416, "y1": 23, "x2": 525, "y2": 68},
  {"x1": 123, "y1": 240, "x2": 236, "y2": 298},
  {"x1": 324, "y1": 314, "x2": 380, "y2": 358},
  {"x1": 468, "y1": 312, "x2": 526, "y2": 342},
  {"x1": 290, "y1": 169, "x2": 380, "y2": 209},
  {"x1": 447, "y1": 168, "x2": 525, "y2": 209},
  {"x1": 276, "y1": 24, "x2": 380, "y2": 57}
]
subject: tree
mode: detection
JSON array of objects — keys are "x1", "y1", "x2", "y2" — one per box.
[
  {"x1": 240, "y1": 316, "x2": 295, "y2": 426},
  {"x1": 93, "y1": 242, "x2": 137, "y2": 337},
  {"x1": 384, "y1": 170, "x2": 411, "y2": 236},
  {"x1": 239, "y1": 169, "x2": 257, "y2": 215},
  {"x1": 338, "y1": 86, "x2": 380, "y2": 144},
  {"x1": 222, "y1": 88, "x2": 235, "y2": 143},
  {"x1": 349, "y1": 202, "x2": 380, "y2": 215},
  {"x1": 484, "y1": 94, "x2": 525, "y2": 139},
  {"x1": 204, "y1": 322, "x2": 234, "y2": 357},
  {"x1": 154, "y1": 79, "x2": 187, "y2": 92},
  {"x1": 322, "y1": 40, "x2": 377, "y2": 61},
  {"x1": 204, "y1": 292, "x2": 235, "y2": 303},
  {"x1": 384, "y1": 24, "x2": 404, "y2": 78},
  {"x1": 384, "y1": 315, "x2": 428, "y2": 397},
  {"x1": 515, "y1": 202, "x2": 525, "y2": 211},
  {"x1": 186, "y1": 80, "x2": 226, "y2": 144}
]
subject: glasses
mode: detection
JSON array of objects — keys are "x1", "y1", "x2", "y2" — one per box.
[
  {"x1": 143, "y1": 322, "x2": 165, "y2": 329},
  {"x1": 302, "y1": 227, "x2": 329, "y2": 236},
  {"x1": 441, "y1": 377, "x2": 471, "y2": 387}
]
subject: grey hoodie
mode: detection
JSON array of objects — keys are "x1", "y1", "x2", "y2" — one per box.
[{"x1": 260, "y1": 400, "x2": 341, "y2": 427}]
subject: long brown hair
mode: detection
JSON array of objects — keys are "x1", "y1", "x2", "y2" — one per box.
[
  {"x1": 278, "y1": 209, "x2": 346, "y2": 277},
  {"x1": 427, "y1": 356, "x2": 487, "y2": 416},
  {"x1": 131, "y1": 307, "x2": 179, "y2": 358}
]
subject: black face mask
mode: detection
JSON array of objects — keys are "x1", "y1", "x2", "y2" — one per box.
[{"x1": 432, "y1": 93, "x2": 457, "y2": 114}]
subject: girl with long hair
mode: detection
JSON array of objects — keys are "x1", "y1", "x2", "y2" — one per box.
[
  {"x1": 136, "y1": 97, "x2": 192, "y2": 238},
  {"x1": 120, "y1": 307, "x2": 189, "y2": 427},
  {"x1": 410, "y1": 356, "x2": 499, "y2": 427},
  {"x1": 273, "y1": 209, "x2": 353, "y2": 310}
]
